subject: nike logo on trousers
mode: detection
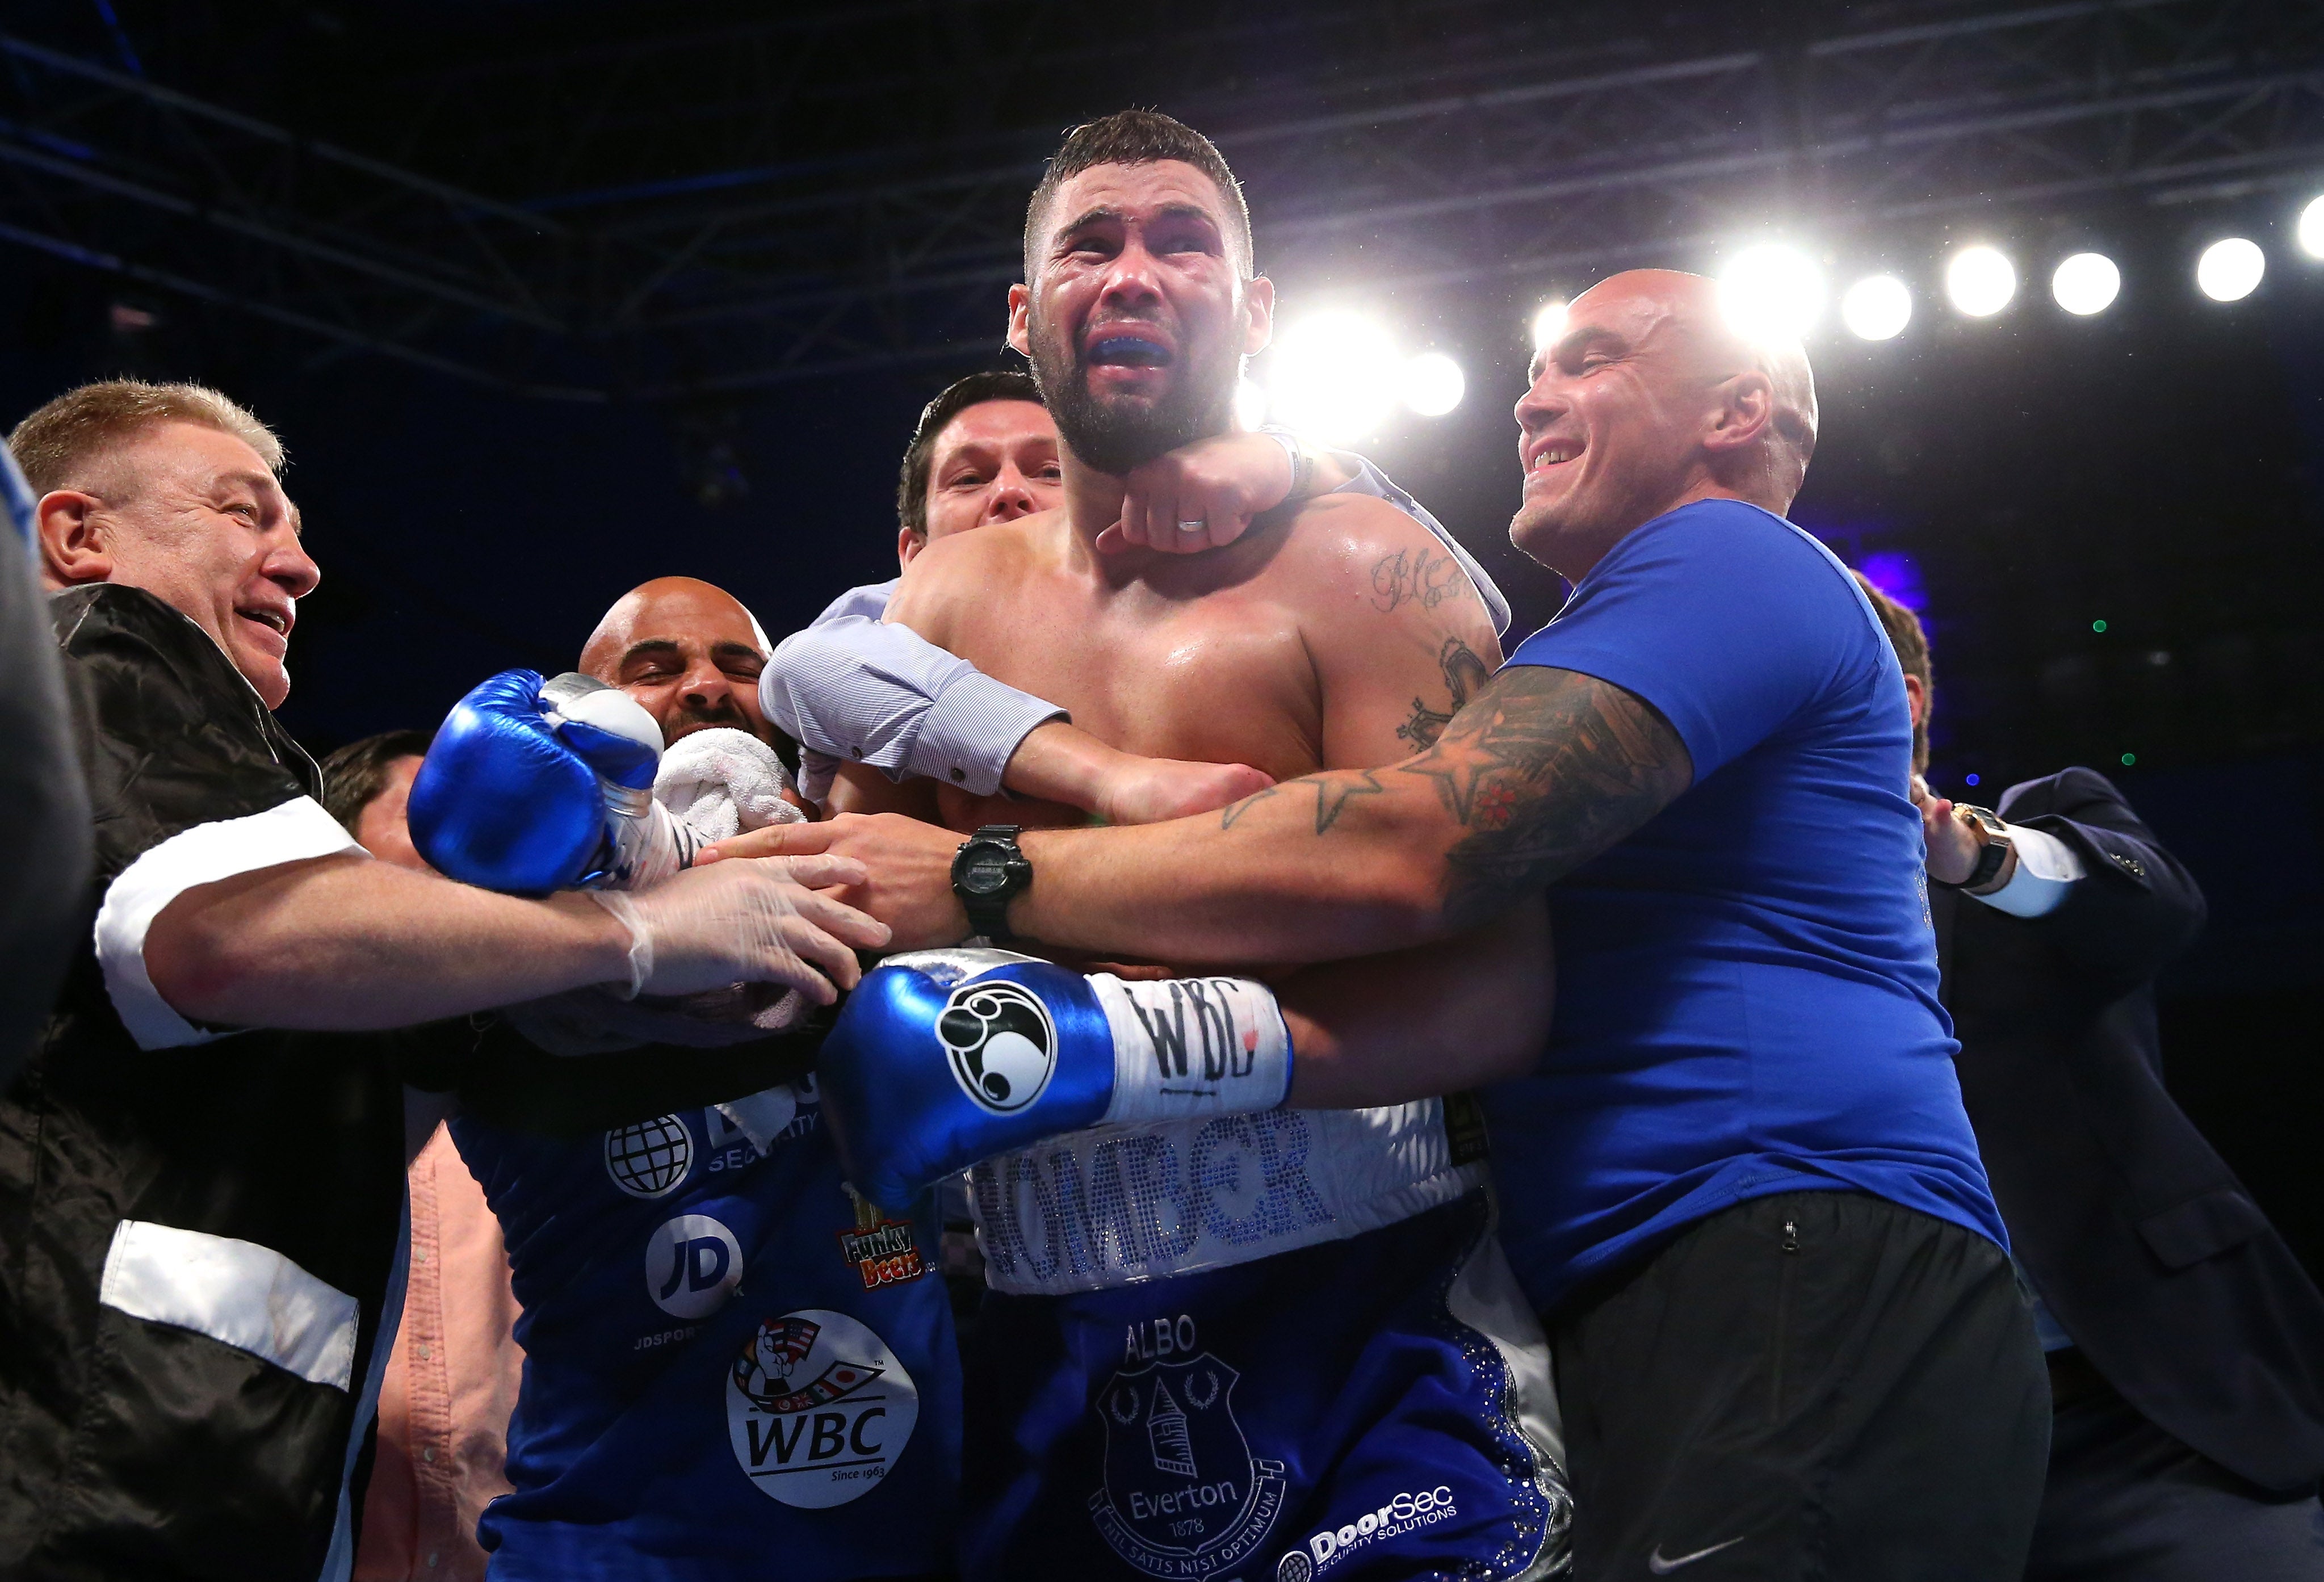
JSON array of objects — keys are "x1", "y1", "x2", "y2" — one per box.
[{"x1": 1647, "y1": 1535, "x2": 1746, "y2": 1572}]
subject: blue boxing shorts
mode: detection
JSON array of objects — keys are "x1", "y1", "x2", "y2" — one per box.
[
  {"x1": 451, "y1": 1079, "x2": 959, "y2": 1580},
  {"x1": 961, "y1": 1100, "x2": 1572, "y2": 1582}
]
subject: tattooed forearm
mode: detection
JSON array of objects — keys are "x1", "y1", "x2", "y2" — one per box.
[
  {"x1": 1370, "y1": 546, "x2": 1472, "y2": 614},
  {"x1": 1397, "y1": 665, "x2": 1692, "y2": 928},
  {"x1": 1395, "y1": 636, "x2": 1493, "y2": 750},
  {"x1": 1219, "y1": 771, "x2": 1385, "y2": 833}
]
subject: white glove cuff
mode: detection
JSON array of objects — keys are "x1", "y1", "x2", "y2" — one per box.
[
  {"x1": 1090, "y1": 975, "x2": 1293, "y2": 1127},
  {"x1": 587, "y1": 888, "x2": 655, "y2": 999},
  {"x1": 597, "y1": 787, "x2": 696, "y2": 890}
]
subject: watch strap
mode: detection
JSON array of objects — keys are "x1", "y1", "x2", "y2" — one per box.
[
  {"x1": 1933, "y1": 804, "x2": 2011, "y2": 891},
  {"x1": 953, "y1": 825, "x2": 1029, "y2": 942}
]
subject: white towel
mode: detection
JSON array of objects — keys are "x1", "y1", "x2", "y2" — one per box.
[{"x1": 652, "y1": 727, "x2": 804, "y2": 845}]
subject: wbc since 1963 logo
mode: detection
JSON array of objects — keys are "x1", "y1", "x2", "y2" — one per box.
[
  {"x1": 725, "y1": 1309, "x2": 917, "y2": 1509},
  {"x1": 1087, "y1": 1320, "x2": 1287, "y2": 1579},
  {"x1": 937, "y1": 977, "x2": 1056, "y2": 1114}
]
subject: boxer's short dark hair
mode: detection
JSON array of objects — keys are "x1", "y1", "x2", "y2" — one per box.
[
  {"x1": 896, "y1": 368, "x2": 1044, "y2": 540},
  {"x1": 320, "y1": 729, "x2": 434, "y2": 833},
  {"x1": 1023, "y1": 110, "x2": 1252, "y2": 282},
  {"x1": 1853, "y1": 572, "x2": 1932, "y2": 773}
]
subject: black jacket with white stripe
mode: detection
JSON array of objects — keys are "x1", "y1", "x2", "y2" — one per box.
[{"x1": 0, "y1": 585, "x2": 409, "y2": 1580}]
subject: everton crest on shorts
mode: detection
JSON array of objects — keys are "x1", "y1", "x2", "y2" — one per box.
[
  {"x1": 451, "y1": 1080, "x2": 960, "y2": 1580},
  {"x1": 960, "y1": 1185, "x2": 1572, "y2": 1581}
]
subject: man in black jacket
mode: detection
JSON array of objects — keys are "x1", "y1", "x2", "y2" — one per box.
[
  {"x1": 1860, "y1": 576, "x2": 2324, "y2": 1578},
  {"x1": 1, "y1": 380, "x2": 886, "y2": 1580}
]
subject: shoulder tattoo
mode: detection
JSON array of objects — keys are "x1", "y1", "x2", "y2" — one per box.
[
  {"x1": 1371, "y1": 544, "x2": 1472, "y2": 615},
  {"x1": 1396, "y1": 636, "x2": 1494, "y2": 751}
]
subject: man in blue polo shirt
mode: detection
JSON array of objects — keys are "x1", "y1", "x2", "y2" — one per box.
[{"x1": 742, "y1": 267, "x2": 2052, "y2": 1579}]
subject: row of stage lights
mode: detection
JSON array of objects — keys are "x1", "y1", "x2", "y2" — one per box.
[{"x1": 1244, "y1": 194, "x2": 2324, "y2": 443}]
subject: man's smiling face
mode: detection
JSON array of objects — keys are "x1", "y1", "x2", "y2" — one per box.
[
  {"x1": 1509, "y1": 274, "x2": 1721, "y2": 578},
  {"x1": 1008, "y1": 159, "x2": 1273, "y2": 476},
  {"x1": 93, "y1": 421, "x2": 316, "y2": 707}
]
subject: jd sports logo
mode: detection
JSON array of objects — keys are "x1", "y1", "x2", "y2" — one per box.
[
  {"x1": 645, "y1": 1214, "x2": 744, "y2": 1320},
  {"x1": 938, "y1": 979, "x2": 1056, "y2": 1113}
]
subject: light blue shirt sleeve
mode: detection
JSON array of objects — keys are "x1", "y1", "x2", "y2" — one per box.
[{"x1": 762, "y1": 582, "x2": 1067, "y2": 802}]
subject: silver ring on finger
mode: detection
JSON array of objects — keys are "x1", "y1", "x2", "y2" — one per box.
[{"x1": 1176, "y1": 518, "x2": 1207, "y2": 534}]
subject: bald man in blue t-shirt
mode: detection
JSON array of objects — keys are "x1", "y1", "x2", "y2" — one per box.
[{"x1": 735, "y1": 268, "x2": 2052, "y2": 1580}]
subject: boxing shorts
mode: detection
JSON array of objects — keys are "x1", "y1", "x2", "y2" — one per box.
[
  {"x1": 451, "y1": 1079, "x2": 959, "y2": 1580},
  {"x1": 961, "y1": 1101, "x2": 1572, "y2": 1581}
]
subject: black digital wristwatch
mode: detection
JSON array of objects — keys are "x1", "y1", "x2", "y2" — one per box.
[{"x1": 951, "y1": 825, "x2": 1033, "y2": 942}]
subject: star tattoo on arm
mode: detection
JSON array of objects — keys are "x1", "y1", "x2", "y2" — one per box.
[{"x1": 1403, "y1": 664, "x2": 1693, "y2": 926}]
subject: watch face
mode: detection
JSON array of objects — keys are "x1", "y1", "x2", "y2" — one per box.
[{"x1": 961, "y1": 858, "x2": 1009, "y2": 896}]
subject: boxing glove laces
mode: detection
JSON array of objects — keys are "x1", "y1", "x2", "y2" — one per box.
[
  {"x1": 817, "y1": 949, "x2": 1293, "y2": 1209},
  {"x1": 409, "y1": 669, "x2": 698, "y2": 895}
]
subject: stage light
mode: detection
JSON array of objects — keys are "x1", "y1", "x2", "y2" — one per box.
[
  {"x1": 1719, "y1": 244, "x2": 1824, "y2": 340},
  {"x1": 1840, "y1": 275, "x2": 1911, "y2": 341},
  {"x1": 1530, "y1": 299, "x2": 1569, "y2": 353},
  {"x1": 1233, "y1": 376, "x2": 1269, "y2": 431},
  {"x1": 1266, "y1": 311, "x2": 1400, "y2": 443},
  {"x1": 2196, "y1": 238, "x2": 2264, "y2": 302},
  {"x1": 2301, "y1": 196, "x2": 2324, "y2": 259},
  {"x1": 2050, "y1": 253, "x2": 2120, "y2": 316},
  {"x1": 1401, "y1": 352, "x2": 1465, "y2": 417},
  {"x1": 1945, "y1": 246, "x2": 2016, "y2": 316}
]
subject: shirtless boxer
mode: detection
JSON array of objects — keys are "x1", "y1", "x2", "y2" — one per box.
[
  {"x1": 417, "y1": 579, "x2": 960, "y2": 1581},
  {"x1": 766, "y1": 365, "x2": 1503, "y2": 821},
  {"x1": 802, "y1": 111, "x2": 1569, "y2": 1581}
]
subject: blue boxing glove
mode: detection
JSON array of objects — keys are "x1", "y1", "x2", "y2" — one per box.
[
  {"x1": 409, "y1": 669, "x2": 696, "y2": 895},
  {"x1": 818, "y1": 949, "x2": 1293, "y2": 1209}
]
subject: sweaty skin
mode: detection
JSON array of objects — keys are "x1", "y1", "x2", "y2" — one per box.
[
  {"x1": 815, "y1": 151, "x2": 1552, "y2": 1105},
  {"x1": 858, "y1": 489, "x2": 1551, "y2": 1105}
]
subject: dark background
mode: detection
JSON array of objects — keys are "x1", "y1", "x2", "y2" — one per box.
[{"x1": 5, "y1": 0, "x2": 2320, "y2": 1272}]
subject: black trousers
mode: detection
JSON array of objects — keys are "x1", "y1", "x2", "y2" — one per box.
[
  {"x1": 2027, "y1": 1356, "x2": 2324, "y2": 1581},
  {"x1": 1549, "y1": 1190, "x2": 2050, "y2": 1581}
]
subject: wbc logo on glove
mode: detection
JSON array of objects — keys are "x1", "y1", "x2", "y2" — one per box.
[{"x1": 937, "y1": 979, "x2": 1057, "y2": 1114}]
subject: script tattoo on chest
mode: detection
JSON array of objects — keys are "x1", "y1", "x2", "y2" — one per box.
[
  {"x1": 1395, "y1": 636, "x2": 1494, "y2": 752},
  {"x1": 1370, "y1": 545, "x2": 1471, "y2": 615}
]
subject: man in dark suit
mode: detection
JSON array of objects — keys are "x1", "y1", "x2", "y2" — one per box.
[{"x1": 1859, "y1": 574, "x2": 2324, "y2": 1579}]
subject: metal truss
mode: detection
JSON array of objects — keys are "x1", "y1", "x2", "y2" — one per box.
[{"x1": 4, "y1": 0, "x2": 2321, "y2": 400}]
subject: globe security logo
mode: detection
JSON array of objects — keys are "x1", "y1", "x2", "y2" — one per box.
[
  {"x1": 606, "y1": 1113, "x2": 693, "y2": 1199},
  {"x1": 645, "y1": 1214, "x2": 744, "y2": 1320},
  {"x1": 727, "y1": 1309, "x2": 917, "y2": 1509},
  {"x1": 1089, "y1": 1343, "x2": 1286, "y2": 1578},
  {"x1": 938, "y1": 979, "x2": 1055, "y2": 1114}
]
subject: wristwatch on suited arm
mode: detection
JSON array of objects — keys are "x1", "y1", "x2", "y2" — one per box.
[
  {"x1": 1932, "y1": 803, "x2": 2015, "y2": 895},
  {"x1": 951, "y1": 825, "x2": 1033, "y2": 942}
]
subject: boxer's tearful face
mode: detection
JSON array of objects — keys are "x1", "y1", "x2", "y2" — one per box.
[
  {"x1": 911, "y1": 398, "x2": 1062, "y2": 561},
  {"x1": 579, "y1": 577, "x2": 772, "y2": 748},
  {"x1": 85, "y1": 422, "x2": 316, "y2": 708},
  {"x1": 1009, "y1": 160, "x2": 1273, "y2": 477}
]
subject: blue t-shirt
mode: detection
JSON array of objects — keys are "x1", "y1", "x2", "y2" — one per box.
[{"x1": 1482, "y1": 498, "x2": 2005, "y2": 1314}]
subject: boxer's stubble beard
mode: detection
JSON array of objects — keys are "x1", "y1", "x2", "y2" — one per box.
[{"x1": 1029, "y1": 308, "x2": 1238, "y2": 479}]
